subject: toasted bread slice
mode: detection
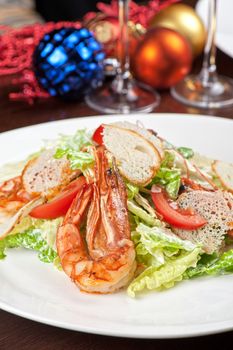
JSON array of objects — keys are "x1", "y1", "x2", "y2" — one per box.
[
  {"x1": 212, "y1": 160, "x2": 233, "y2": 193},
  {"x1": 22, "y1": 149, "x2": 77, "y2": 197},
  {"x1": 103, "y1": 124, "x2": 161, "y2": 185},
  {"x1": 113, "y1": 121, "x2": 164, "y2": 158},
  {"x1": 174, "y1": 190, "x2": 233, "y2": 254}
]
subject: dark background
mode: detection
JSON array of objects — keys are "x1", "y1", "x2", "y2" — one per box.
[{"x1": 35, "y1": 0, "x2": 141, "y2": 21}]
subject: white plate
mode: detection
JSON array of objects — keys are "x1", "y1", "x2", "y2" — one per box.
[
  {"x1": 196, "y1": 0, "x2": 233, "y2": 58},
  {"x1": 0, "y1": 113, "x2": 233, "y2": 339}
]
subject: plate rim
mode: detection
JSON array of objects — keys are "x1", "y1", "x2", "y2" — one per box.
[
  {"x1": 0, "y1": 298, "x2": 233, "y2": 339},
  {"x1": 0, "y1": 112, "x2": 233, "y2": 339},
  {"x1": 0, "y1": 112, "x2": 232, "y2": 138}
]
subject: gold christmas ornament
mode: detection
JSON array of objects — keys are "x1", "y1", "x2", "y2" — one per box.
[
  {"x1": 84, "y1": 15, "x2": 144, "y2": 58},
  {"x1": 149, "y1": 3, "x2": 206, "y2": 57}
]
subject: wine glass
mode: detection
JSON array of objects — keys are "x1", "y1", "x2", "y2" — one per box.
[
  {"x1": 85, "y1": 0, "x2": 160, "y2": 114},
  {"x1": 171, "y1": 0, "x2": 233, "y2": 109}
]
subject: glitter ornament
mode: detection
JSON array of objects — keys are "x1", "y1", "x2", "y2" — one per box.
[
  {"x1": 84, "y1": 15, "x2": 120, "y2": 57},
  {"x1": 34, "y1": 27, "x2": 105, "y2": 100},
  {"x1": 84, "y1": 15, "x2": 143, "y2": 59}
]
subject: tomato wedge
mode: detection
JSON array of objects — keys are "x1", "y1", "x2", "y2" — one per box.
[
  {"x1": 30, "y1": 176, "x2": 86, "y2": 219},
  {"x1": 151, "y1": 187, "x2": 207, "y2": 230},
  {"x1": 92, "y1": 125, "x2": 104, "y2": 145}
]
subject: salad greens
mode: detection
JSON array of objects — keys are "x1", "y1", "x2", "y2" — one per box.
[
  {"x1": 0, "y1": 217, "x2": 61, "y2": 265},
  {"x1": 128, "y1": 247, "x2": 201, "y2": 297},
  {"x1": 127, "y1": 200, "x2": 160, "y2": 227},
  {"x1": 1, "y1": 126, "x2": 232, "y2": 298},
  {"x1": 54, "y1": 129, "x2": 94, "y2": 171},
  {"x1": 150, "y1": 151, "x2": 181, "y2": 199},
  {"x1": 127, "y1": 223, "x2": 201, "y2": 296},
  {"x1": 177, "y1": 147, "x2": 194, "y2": 159},
  {"x1": 0, "y1": 229, "x2": 58, "y2": 263},
  {"x1": 126, "y1": 183, "x2": 139, "y2": 200},
  {"x1": 185, "y1": 249, "x2": 233, "y2": 278}
]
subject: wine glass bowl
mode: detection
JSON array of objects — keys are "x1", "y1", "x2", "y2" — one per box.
[
  {"x1": 85, "y1": 0, "x2": 160, "y2": 114},
  {"x1": 85, "y1": 78, "x2": 160, "y2": 114},
  {"x1": 171, "y1": 0, "x2": 233, "y2": 109},
  {"x1": 172, "y1": 73, "x2": 233, "y2": 109}
]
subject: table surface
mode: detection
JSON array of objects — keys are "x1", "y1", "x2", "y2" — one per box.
[{"x1": 0, "y1": 0, "x2": 233, "y2": 348}]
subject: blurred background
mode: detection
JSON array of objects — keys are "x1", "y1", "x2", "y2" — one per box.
[
  {"x1": 0, "y1": 0, "x2": 142, "y2": 25},
  {"x1": 0, "y1": 0, "x2": 232, "y2": 111}
]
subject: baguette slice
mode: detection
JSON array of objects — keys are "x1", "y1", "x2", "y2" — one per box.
[
  {"x1": 212, "y1": 160, "x2": 233, "y2": 193},
  {"x1": 174, "y1": 190, "x2": 233, "y2": 254},
  {"x1": 22, "y1": 149, "x2": 78, "y2": 197},
  {"x1": 103, "y1": 124, "x2": 161, "y2": 185},
  {"x1": 112, "y1": 121, "x2": 164, "y2": 158}
]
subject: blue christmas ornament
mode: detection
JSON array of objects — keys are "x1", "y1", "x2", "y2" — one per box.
[{"x1": 34, "y1": 27, "x2": 105, "y2": 100}]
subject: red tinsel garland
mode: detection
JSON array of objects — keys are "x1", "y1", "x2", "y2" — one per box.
[
  {"x1": 0, "y1": 0, "x2": 178, "y2": 104},
  {"x1": 0, "y1": 22, "x2": 81, "y2": 104},
  {"x1": 97, "y1": 0, "x2": 178, "y2": 27},
  {"x1": 0, "y1": 22, "x2": 81, "y2": 75}
]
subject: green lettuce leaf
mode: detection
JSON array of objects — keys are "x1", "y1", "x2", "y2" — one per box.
[
  {"x1": 136, "y1": 223, "x2": 197, "y2": 253},
  {"x1": 177, "y1": 147, "x2": 194, "y2": 159},
  {"x1": 35, "y1": 218, "x2": 62, "y2": 249},
  {"x1": 126, "y1": 183, "x2": 139, "y2": 200},
  {"x1": 127, "y1": 200, "x2": 160, "y2": 227},
  {"x1": 128, "y1": 223, "x2": 201, "y2": 297},
  {"x1": 54, "y1": 129, "x2": 94, "y2": 171},
  {"x1": 185, "y1": 249, "x2": 233, "y2": 278},
  {"x1": 134, "y1": 193, "x2": 156, "y2": 218},
  {"x1": 128, "y1": 247, "x2": 201, "y2": 297},
  {"x1": 0, "y1": 217, "x2": 62, "y2": 264},
  {"x1": 150, "y1": 151, "x2": 181, "y2": 199},
  {"x1": 132, "y1": 223, "x2": 198, "y2": 268},
  {"x1": 8, "y1": 216, "x2": 33, "y2": 236},
  {"x1": 0, "y1": 229, "x2": 58, "y2": 263},
  {"x1": 212, "y1": 174, "x2": 224, "y2": 190},
  {"x1": 56, "y1": 129, "x2": 92, "y2": 150}
]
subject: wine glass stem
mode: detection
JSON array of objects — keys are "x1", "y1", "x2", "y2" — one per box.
[
  {"x1": 112, "y1": 0, "x2": 131, "y2": 94},
  {"x1": 118, "y1": 0, "x2": 130, "y2": 77},
  {"x1": 200, "y1": 0, "x2": 217, "y2": 85}
]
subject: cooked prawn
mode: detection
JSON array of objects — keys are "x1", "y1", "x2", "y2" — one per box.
[
  {"x1": 0, "y1": 176, "x2": 25, "y2": 201},
  {"x1": 57, "y1": 147, "x2": 136, "y2": 294},
  {"x1": 0, "y1": 175, "x2": 45, "y2": 238},
  {"x1": 0, "y1": 176, "x2": 32, "y2": 223}
]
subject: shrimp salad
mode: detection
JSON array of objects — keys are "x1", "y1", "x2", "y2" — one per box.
[{"x1": 0, "y1": 121, "x2": 233, "y2": 297}]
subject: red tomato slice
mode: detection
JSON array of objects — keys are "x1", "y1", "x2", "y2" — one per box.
[
  {"x1": 92, "y1": 125, "x2": 104, "y2": 145},
  {"x1": 30, "y1": 176, "x2": 86, "y2": 219},
  {"x1": 151, "y1": 187, "x2": 207, "y2": 230}
]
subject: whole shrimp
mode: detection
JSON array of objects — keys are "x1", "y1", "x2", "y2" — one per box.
[{"x1": 57, "y1": 147, "x2": 136, "y2": 293}]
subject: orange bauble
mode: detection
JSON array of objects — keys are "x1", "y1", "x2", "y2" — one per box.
[{"x1": 132, "y1": 27, "x2": 193, "y2": 89}]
